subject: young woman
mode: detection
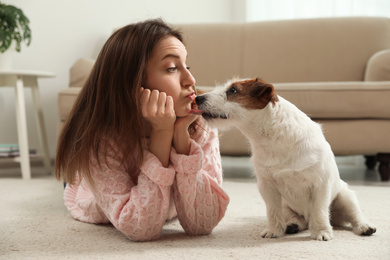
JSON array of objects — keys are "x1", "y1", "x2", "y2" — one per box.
[{"x1": 55, "y1": 19, "x2": 229, "y2": 242}]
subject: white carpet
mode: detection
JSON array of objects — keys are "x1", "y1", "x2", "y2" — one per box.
[{"x1": 1, "y1": 176, "x2": 389, "y2": 260}]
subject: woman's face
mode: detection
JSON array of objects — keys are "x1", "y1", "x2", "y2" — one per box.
[{"x1": 144, "y1": 36, "x2": 196, "y2": 117}]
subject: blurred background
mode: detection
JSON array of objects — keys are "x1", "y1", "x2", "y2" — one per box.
[{"x1": 0, "y1": 0, "x2": 389, "y2": 160}]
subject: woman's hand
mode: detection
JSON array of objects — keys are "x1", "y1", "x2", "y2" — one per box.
[
  {"x1": 173, "y1": 112, "x2": 200, "y2": 156},
  {"x1": 140, "y1": 88, "x2": 176, "y2": 131},
  {"x1": 140, "y1": 88, "x2": 176, "y2": 167}
]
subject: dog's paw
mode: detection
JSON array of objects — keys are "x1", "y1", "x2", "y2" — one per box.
[
  {"x1": 353, "y1": 224, "x2": 376, "y2": 236},
  {"x1": 310, "y1": 229, "x2": 334, "y2": 241},
  {"x1": 261, "y1": 228, "x2": 285, "y2": 238}
]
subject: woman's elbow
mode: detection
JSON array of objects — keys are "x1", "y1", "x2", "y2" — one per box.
[
  {"x1": 183, "y1": 222, "x2": 215, "y2": 236},
  {"x1": 128, "y1": 233, "x2": 161, "y2": 242},
  {"x1": 119, "y1": 224, "x2": 162, "y2": 242}
]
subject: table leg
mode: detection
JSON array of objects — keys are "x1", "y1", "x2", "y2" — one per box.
[
  {"x1": 14, "y1": 77, "x2": 31, "y2": 179},
  {"x1": 31, "y1": 84, "x2": 51, "y2": 173}
]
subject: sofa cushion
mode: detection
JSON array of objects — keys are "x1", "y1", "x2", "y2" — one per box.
[
  {"x1": 242, "y1": 17, "x2": 390, "y2": 84},
  {"x1": 275, "y1": 82, "x2": 390, "y2": 119},
  {"x1": 182, "y1": 23, "x2": 243, "y2": 87}
]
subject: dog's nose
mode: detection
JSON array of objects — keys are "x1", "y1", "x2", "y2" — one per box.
[{"x1": 195, "y1": 95, "x2": 206, "y2": 106}]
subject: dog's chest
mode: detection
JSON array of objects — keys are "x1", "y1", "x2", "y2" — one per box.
[
  {"x1": 267, "y1": 170, "x2": 310, "y2": 191},
  {"x1": 259, "y1": 170, "x2": 313, "y2": 212}
]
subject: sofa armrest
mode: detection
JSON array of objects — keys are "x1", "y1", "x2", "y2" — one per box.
[
  {"x1": 365, "y1": 49, "x2": 390, "y2": 81},
  {"x1": 58, "y1": 87, "x2": 83, "y2": 122},
  {"x1": 69, "y1": 58, "x2": 95, "y2": 87}
]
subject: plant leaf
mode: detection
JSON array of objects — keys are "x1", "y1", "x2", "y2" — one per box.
[{"x1": 0, "y1": 3, "x2": 32, "y2": 52}]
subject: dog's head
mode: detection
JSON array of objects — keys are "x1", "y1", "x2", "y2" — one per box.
[{"x1": 194, "y1": 78, "x2": 278, "y2": 128}]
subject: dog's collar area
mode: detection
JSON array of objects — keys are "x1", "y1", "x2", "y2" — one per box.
[{"x1": 202, "y1": 112, "x2": 228, "y2": 120}]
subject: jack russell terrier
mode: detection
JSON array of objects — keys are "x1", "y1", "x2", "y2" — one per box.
[{"x1": 190, "y1": 78, "x2": 376, "y2": 241}]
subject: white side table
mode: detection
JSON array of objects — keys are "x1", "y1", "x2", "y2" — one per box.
[{"x1": 0, "y1": 70, "x2": 55, "y2": 179}]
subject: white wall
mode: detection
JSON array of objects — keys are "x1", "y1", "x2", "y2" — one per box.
[
  {"x1": 245, "y1": 0, "x2": 390, "y2": 22},
  {"x1": 0, "y1": 0, "x2": 236, "y2": 158}
]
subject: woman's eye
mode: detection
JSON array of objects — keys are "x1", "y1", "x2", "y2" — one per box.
[{"x1": 167, "y1": 67, "x2": 177, "y2": 72}]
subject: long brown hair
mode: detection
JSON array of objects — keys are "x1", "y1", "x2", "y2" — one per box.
[{"x1": 55, "y1": 19, "x2": 184, "y2": 187}]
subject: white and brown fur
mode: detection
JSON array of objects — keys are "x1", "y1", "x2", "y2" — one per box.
[{"x1": 195, "y1": 78, "x2": 376, "y2": 241}]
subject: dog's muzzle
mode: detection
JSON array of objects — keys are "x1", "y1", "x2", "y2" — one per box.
[
  {"x1": 195, "y1": 95, "x2": 206, "y2": 106},
  {"x1": 195, "y1": 95, "x2": 228, "y2": 120}
]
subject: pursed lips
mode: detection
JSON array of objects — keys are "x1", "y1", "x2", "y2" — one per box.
[{"x1": 187, "y1": 92, "x2": 196, "y2": 101}]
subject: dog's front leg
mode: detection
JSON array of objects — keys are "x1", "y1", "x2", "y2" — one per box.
[
  {"x1": 308, "y1": 185, "x2": 334, "y2": 241},
  {"x1": 258, "y1": 180, "x2": 286, "y2": 238}
]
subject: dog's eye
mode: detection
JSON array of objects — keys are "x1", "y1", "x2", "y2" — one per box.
[{"x1": 228, "y1": 87, "x2": 237, "y2": 94}]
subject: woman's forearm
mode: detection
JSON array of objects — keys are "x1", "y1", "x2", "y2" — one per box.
[
  {"x1": 173, "y1": 128, "x2": 191, "y2": 155},
  {"x1": 149, "y1": 128, "x2": 174, "y2": 167}
]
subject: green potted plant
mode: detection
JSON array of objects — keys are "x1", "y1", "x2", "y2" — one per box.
[{"x1": 0, "y1": 2, "x2": 31, "y2": 68}]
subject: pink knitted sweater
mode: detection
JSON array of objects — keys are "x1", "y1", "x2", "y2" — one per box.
[{"x1": 63, "y1": 123, "x2": 229, "y2": 241}]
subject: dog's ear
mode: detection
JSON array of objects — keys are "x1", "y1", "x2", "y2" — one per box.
[{"x1": 250, "y1": 81, "x2": 279, "y2": 107}]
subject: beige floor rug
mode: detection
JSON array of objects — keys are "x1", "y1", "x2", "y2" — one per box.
[{"x1": 1, "y1": 176, "x2": 389, "y2": 260}]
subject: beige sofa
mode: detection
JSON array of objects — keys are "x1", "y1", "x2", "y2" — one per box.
[{"x1": 58, "y1": 17, "x2": 390, "y2": 181}]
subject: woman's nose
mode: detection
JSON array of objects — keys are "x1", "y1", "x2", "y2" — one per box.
[{"x1": 183, "y1": 69, "x2": 196, "y2": 88}]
